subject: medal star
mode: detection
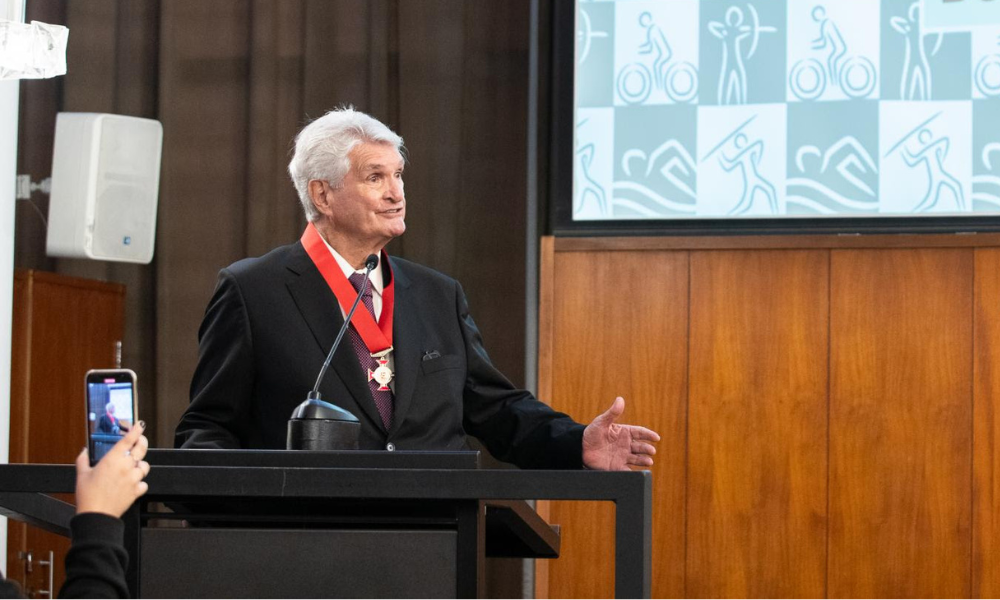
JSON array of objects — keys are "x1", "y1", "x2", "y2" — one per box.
[{"x1": 368, "y1": 356, "x2": 394, "y2": 391}]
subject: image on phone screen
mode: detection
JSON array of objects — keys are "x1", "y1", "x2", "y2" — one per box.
[{"x1": 87, "y1": 376, "x2": 136, "y2": 464}]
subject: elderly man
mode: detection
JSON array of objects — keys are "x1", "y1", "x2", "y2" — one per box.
[{"x1": 175, "y1": 107, "x2": 659, "y2": 470}]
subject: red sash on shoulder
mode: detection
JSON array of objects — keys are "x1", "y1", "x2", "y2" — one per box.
[{"x1": 300, "y1": 224, "x2": 394, "y2": 353}]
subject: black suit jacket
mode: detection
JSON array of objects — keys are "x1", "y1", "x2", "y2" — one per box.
[
  {"x1": 174, "y1": 242, "x2": 584, "y2": 469},
  {"x1": 96, "y1": 414, "x2": 119, "y2": 435}
]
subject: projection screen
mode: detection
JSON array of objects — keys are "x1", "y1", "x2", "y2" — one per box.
[{"x1": 561, "y1": 0, "x2": 1000, "y2": 233}]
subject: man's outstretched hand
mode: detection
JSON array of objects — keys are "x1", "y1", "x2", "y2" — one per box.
[{"x1": 582, "y1": 397, "x2": 660, "y2": 471}]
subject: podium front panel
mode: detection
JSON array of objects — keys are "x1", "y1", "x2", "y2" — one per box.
[{"x1": 140, "y1": 528, "x2": 457, "y2": 598}]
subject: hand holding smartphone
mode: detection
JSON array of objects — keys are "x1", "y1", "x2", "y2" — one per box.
[{"x1": 85, "y1": 369, "x2": 138, "y2": 466}]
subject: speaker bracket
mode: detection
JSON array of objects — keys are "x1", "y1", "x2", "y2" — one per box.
[{"x1": 15, "y1": 175, "x2": 51, "y2": 200}]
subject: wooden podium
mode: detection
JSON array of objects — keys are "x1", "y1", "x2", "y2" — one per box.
[{"x1": 0, "y1": 450, "x2": 652, "y2": 598}]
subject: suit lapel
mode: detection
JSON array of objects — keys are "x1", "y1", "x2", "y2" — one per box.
[
  {"x1": 386, "y1": 257, "x2": 419, "y2": 436},
  {"x1": 284, "y1": 244, "x2": 386, "y2": 431}
]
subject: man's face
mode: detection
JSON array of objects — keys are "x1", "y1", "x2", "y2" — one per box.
[{"x1": 318, "y1": 142, "x2": 406, "y2": 249}]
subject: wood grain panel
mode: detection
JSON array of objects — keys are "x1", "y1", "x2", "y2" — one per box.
[
  {"x1": 246, "y1": 0, "x2": 308, "y2": 258},
  {"x1": 545, "y1": 250, "x2": 688, "y2": 599},
  {"x1": 15, "y1": 0, "x2": 65, "y2": 273},
  {"x1": 302, "y1": 0, "x2": 373, "y2": 119},
  {"x1": 7, "y1": 271, "x2": 124, "y2": 596},
  {"x1": 687, "y1": 250, "x2": 829, "y2": 598},
  {"x1": 395, "y1": 0, "x2": 464, "y2": 274},
  {"x1": 555, "y1": 233, "x2": 1000, "y2": 253},
  {"x1": 55, "y1": 0, "x2": 161, "y2": 440},
  {"x1": 451, "y1": 1, "x2": 531, "y2": 383},
  {"x1": 974, "y1": 248, "x2": 1000, "y2": 598},
  {"x1": 829, "y1": 249, "x2": 972, "y2": 598},
  {"x1": 156, "y1": 0, "x2": 251, "y2": 446}
]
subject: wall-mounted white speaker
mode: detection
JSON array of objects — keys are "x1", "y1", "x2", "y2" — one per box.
[{"x1": 46, "y1": 113, "x2": 163, "y2": 264}]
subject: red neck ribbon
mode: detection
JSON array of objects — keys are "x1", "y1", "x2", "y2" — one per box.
[{"x1": 300, "y1": 224, "x2": 394, "y2": 353}]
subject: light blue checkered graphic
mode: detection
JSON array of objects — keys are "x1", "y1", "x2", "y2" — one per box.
[
  {"x1": 924, "y1": 0, "x2": 1000, "y2": 30},
  {"x1": 973, "y1": 29, "x2": 1000, "y2": 99},
  {"x1": 613, "y1": 1, "x2": 700, "y2": 106},
  {"x1": 697, "y1": 105, "x2": 786, "y2": 215},
  {"x1": 974, "y1": 101, "x2": 1000, "y2": 211},
  {"x1": 577, "y1": 3, "x2": 615, "y2": 108},
  {"x1": 574, "y1": 109, "x2": 615, "y2": 220},
  {"x1": 572, "y1": 0, "x2": 1000, "y2": 221},
  {"x1": 879, "y1": 101, "x2": 972, "y2": 213},
  {"x1": 787, "y1": 1, "x2": 880, "y2": 102},
  {"x1": 613, "y1": 105, "x2": 698, "y2": 217},
  {"x1": 787, "y1": 102, "x2": 880, "y2": 214},
  {"x1": 700, "y1": 2, "x2": 786, "y2": 106},
  {"x1": 881, "y1": 0, "x2": 970, "y2": 101}
]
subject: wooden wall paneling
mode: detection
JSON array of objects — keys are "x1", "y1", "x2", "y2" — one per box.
[
  {"x1": 686, "y1": 250, "x2": 829, "y2": 598},
  {"x1": 394, "y1": 0, "x2": 465, "y2": 274},
  {"x1": 56, "y1": 0, "x2": 122, "y2": 301},
  {"x1": 155, "y1": 0, "x2": 251, "y2": 446},
  {"x1": 829, "y1": 249, "x2": 973, "y2": 598},
  {"x1": 6, "y1": 275, "x2": 30, "y2": 591},
  {"x1": 974, "y1": 248, "x2": 1000, "y2": 598},
  {"x1": 365, "y1": 0, "x2": 397, "y2": 128},
  {"x1": 62, "y1": 0, "x2": 118, "y2": 114},
  {"x1": 555, "y1": 233, "x2": 1000, "y2": 252},
  {"x1": 114, "y1": 0, "x2": 160, "y2": 118},
  {"x1": 98, "y1": 0, "x2": 160, "y2": 434},
  {"x1": 246, "y1": 0, "x2": 308, "y2": 257},
  {"x1": 15, "y1": 1, "x2": 64, "y2": 273},
  {"x1": 449, "y1": 5, "x2": 533, "y2": 595},
  {"x1": 535, "y1": 236, "x2": 555, "y2": 599},
  {"x1": 58, "y1": 0, "x2": 161, "y2": 436},
  {"x1": 452, "y1": 0, "x2": 531, "y2": 383},
  {"x1": 544, "y1": 250, "x2": 688, "y2": 599},
  {"x1": 302, "y1": 0, "x2": 375, "y2": 120},
  {"x1": 6, "y1": 271, "x2": 124, "y2": 596}
]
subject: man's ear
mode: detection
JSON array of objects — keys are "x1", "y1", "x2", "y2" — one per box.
[{"x1": 308, "y1": 180, "x2": 334, "y2": 217}]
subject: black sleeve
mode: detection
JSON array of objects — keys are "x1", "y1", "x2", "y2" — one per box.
[
  {"x1": 457, "y1": 281, "x2": 586, "y2": 469},
  {"x1": 58, "y1": 514, "x2": 129, "y2": 599},
  {"x1": 0, "y1": 577, "x2": 24, "y2": 599},
  {"x1": 174, "y1": 269, "x2": 255, "y2": 449}
]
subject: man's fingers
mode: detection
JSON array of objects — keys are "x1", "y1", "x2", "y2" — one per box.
[
  {"x1": 631, "y1": 441, "x2": 657, "y2": 456},
  {"x1": 627, "y1": 454, "x2": 654, "y2": 467},
  {"x1": 138, "y1": 461, "x2": 150, "y2": 478},
  {"x1": 628, "y1": 425, "x2": 661, "y2": 442}
]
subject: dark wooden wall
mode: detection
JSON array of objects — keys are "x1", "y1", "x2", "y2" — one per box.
[
  {"x1": 16, "y1": 2, "x2": 533, "y2": 595},
  {"x1": 538, "y1": 234, "x2": 1000, "y2": 598},
  {"x1": 17, "y1": 0, "x2": 531, "y2": 449}
]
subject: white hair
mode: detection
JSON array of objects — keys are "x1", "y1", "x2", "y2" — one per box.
[{"x1": 288, "y1": 107, "x2": 405, "y2": 222}]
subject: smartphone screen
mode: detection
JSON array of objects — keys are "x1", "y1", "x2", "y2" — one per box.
[{"x1": 86, "y1": 369, "x2": 138, "y2": 466}]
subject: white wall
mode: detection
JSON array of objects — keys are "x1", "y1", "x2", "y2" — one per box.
[{"x1": 0, "y1": 0, "x2": 26, "y2": 572}]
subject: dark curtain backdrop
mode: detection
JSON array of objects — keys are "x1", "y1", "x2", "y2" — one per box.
[{"x1": 16, "y1": 1, "x2": 536, "y2": 594}]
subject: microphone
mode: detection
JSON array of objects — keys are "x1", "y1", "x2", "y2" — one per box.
[
  {"x1": 308, "y1": 252, "x2": 379, "y2": 400},
  {"x1": 286, "y1": 252, "x2": 379, "y2": 450}
]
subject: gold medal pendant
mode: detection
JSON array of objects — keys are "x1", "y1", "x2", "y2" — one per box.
[{"x1": 368, "y1": 350, "x2": 394, "y2": 391}]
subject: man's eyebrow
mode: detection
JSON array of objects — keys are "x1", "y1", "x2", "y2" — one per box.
[{"x1": 358, "y1": 162, "x2": 404, "y2": 173}]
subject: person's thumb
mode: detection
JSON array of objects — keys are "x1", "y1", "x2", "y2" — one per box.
[{"x1": 593, "y1": 396, "x2": 626, "y2": 427}]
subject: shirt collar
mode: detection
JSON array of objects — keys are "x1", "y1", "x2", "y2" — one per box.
[{"x1": 319, "y1": 236, "x2": 384, "y2": 297}]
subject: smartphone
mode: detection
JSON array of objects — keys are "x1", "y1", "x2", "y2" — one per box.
[{"x1": 85, "y1": 369, "x2": 138, "y2": 466}]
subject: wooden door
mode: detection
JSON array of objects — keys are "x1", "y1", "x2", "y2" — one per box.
[{"x1": 6, "y1": 270, "x2": 124, "y2": 597}]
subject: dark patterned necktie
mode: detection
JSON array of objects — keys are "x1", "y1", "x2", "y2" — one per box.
[{"x1": 347, "y1": 272, "x2": 394, "y2": 429}]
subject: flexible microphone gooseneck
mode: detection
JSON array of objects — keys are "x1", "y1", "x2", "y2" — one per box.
[{"x1": 307, "y1": 252, "x2": 380, "y2": 401}]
